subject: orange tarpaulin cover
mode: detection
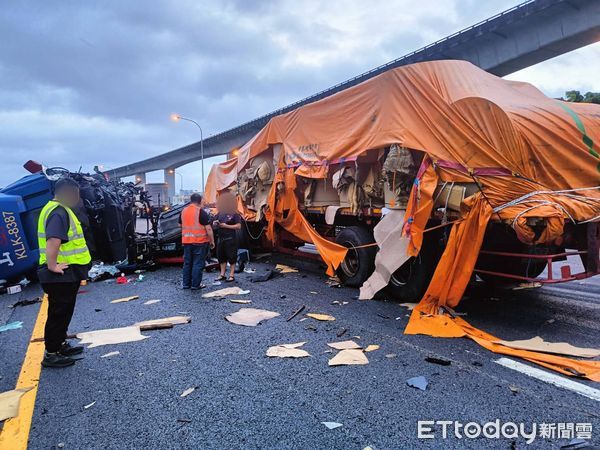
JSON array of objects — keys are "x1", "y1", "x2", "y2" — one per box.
[{"x1": 205, "y1": 60, "x2": 600, "y2": 380}]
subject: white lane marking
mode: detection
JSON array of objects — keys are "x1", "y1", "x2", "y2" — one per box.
[{"x1": 495, "y1": 358, "x2": 600, "y2": 402}]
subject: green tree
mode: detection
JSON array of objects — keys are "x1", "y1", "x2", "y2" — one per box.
[{"x1": 564, "y1": 90, "x2": 600, "y2": 104}]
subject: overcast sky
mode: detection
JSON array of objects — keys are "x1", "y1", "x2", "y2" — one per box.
[{"x1": 1, "y1": 1, "x2": 599, "y2": 189}]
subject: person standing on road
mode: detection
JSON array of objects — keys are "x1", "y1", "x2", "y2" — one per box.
[
  {"x1": 180, "y1": 193, "x2": 214, "y2": 290},
  {"x1": 214, "y1": 192, "x2": 242, "y2": 283},
  {"x1": 37, "y1": 177, "x2": 92, "y2": 368}
]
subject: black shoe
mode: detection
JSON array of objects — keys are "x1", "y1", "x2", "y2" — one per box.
[
  {"x1": 42, "y1": 352, "x2": 75, "y2": 368},
  {"x1": 60, "y1": 341, "x2": 84, "y2": 356},
  {"x1": 191, "y1": 284, "x2": 206, "y2": 290}
]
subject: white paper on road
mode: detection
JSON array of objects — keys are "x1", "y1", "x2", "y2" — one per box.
[
  {"x1": 225, "y1": 308, "x2": 280, "y2": 326},
  {"x1": 359, "y1": 210, "x2": 410, "y2": 300},
  {"x1": 77, "y1": 326, "x2": 149, "y2": 348}
]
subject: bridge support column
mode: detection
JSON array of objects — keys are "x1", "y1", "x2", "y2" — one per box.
[
  {"x1": 134, "y1": 173, "x2": 146, "y2": 186},
  {"x1": 165, "y1": 168, "x2": 176, "y2": 204}
]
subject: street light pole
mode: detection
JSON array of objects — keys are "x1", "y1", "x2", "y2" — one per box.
[{"x1": 171, "y1": 114, "x2": 205, "y2": 192}]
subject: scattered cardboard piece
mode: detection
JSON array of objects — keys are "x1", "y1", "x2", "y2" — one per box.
[
  {"x1": 328, "y1": 349, "x2": 369, "y2": 366},
  {"x1": 202, "y1": 287, "x2": 250, "y2": 298},
  {"x1": 322, "y1": 422, "x2": 343, "y2": 429},
  {"x1": 180, "y1": 387, "x2": 196, "y2": 398},
  {"x1": 0, "y1": 387, "x2": 32, "y2": 421},
  {"x1": 229, "y1": 299, "x2": 252, "y2": 304},
  {"x1": 100, "y1": 351, "x2": 120, "y2": 358},
  {"x1": 275, "y1": 264, "x2": 298, "y2": 273},
  {"x1": 225, "y1": 308, "x2": 280, "y2": 327},
  {"x1": 135, "y1": 316, "x2": 191, "y2": 328},
  {"x1": 110, "y1": 296, "x2": 139, "y2": 304},
  {"x1": 77, "y1": 326, "x2": 149, "y2": 348},
  {"x1": 497, "y1": 336, "x2": 600, "y2": 358},
  {"x1": 364, "y1": 345, "x2": 380, "y2": 352},
  {"x1": 143, "y1": 300, "x2": 161, "y2": 305},
  {"x1": 306, "y1": 313, "x2": 335, "y2": 322},
  {"x1": 266, "y1": 342, "x2": 310, "y2": 358},
  {"x1": 327, "y1": 340, "x2": 361, "y2": 350}
]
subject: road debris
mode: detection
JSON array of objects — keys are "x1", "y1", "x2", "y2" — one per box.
[
  {"x1": 275, "y1": 264, "x2": 298, "y2": 273},
  {"x1": 84, "y1": 401, "x2": 96, "y2": 409},
  {"x1": 385, "y1": 354, "x2": 397, "y2": 358},
  {"x1": 399, "y1": 303, "x2": 417, "y2": 310},
  {"x1": 88, "y1": 263, "x2": 120, "y2": 281},
  {"x1": 364, "y1": 345, "x2": 380, "y2": 352},
  {"x1": 135, "y1": 316, "x2": 191, "y2": 328},
  {"x1": 0, "y1": 321, "x2": 23, "y2": 333},
  {"x1": 180, "y1": 387, "x2": 196, "y2": 398},
  {"x1": 77, "y1": 326, "x2": 150, "y2": 348},
  {"x1": 336, "y1": 328, "x2": 347, "y2": 337},
  {"x1": 406, "y1": 376, "x2": 428, "y2": 391},
  {"x1": 306, "y1": 313, "x2": 335, "y2": 322},
  {"x1": 9, "y1": 297, "x2": 41, "y2": 308},
  {"x1": 116, "y1": 273, "x2": 129, "y2": 284},
  {"x1": 0, "y1": 387, "x2": 33, "y2": 421},
  {"x1": 266, "y1": 342, "x2": 310, "y2": 358},
  {"x1": 286, "y1": 305, "x2": 306, "y2": 321},
  {"x1": 250, "y1": 269, "x2": 277, "y2": 282},
  {"x1": 225, "y1": 308, "x2": 280, "y2": 327},
  {"x1": 177, "y1": 418, "x2": 192, "y2": 424},
  {"x1": 497, "y1": 336, "x2": 600, "y2": 358},
  {"x1": 321, "y1": 422, "x2": 343, "y2": 430},
  {"x1": 327, "y1": 340, "x2": 361, "y2": 350},
  {"x1": 100, "y1": 351, "x2": 120, "y2": 358},
  {"x1": 230, "y1": 299, "x2": 251, "y2": 304},
  {"x1": 202, "y1": 287, "x2": 250, "y2": 298},
  {"x1": 143, "y1": 300, "x2": 161, "y2": 305},
  {"x1": 328, "y1": 349, "x2": 369, "y2": 366},
  {"x1": 425, "y1": 357, "x2": 451, "y2": 366},
  {"x1": 508, "y1": 385, "x2": 520, "y2": 395},
  {"x1": 110, "y1": 295, "x2": 139, "y2": 304}
]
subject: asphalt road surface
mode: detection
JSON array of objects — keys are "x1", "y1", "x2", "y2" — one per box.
[{"x1": 0, "y1": 256, "x2": 599, "y2": 449}]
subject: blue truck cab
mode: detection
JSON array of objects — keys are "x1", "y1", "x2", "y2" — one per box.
[{"x1": 0, "y1": 173, "x2": 53, "y2": 281}]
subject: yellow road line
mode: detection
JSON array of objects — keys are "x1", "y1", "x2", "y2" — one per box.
[{"x1": 0, "y1": 294, "x2": 48, "y2": 450}]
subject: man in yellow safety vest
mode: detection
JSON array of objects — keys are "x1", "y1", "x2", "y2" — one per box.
[{"x1": 37, "y1": 177, "x2": 91, "y2": 368}]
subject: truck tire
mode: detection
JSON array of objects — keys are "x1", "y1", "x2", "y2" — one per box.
[
  {"x1": 385, "y1": 229, "x2": 442, "y2": 302},
  {"x1": 335, "y1": 226, "x2": 376, "y2": 287},
  {"x1": 476, "y1": 225, "x2": 552, "y2": 286}
]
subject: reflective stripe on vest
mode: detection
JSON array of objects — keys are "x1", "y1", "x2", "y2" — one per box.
[
  {"x1": 37, "y1": 200, "x2": 92, "y2": 265},
  {"x1": 181, "y1": 204, "x2": 209, "y2": 244}
]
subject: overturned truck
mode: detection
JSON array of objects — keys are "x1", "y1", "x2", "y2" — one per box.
[{"x1": 205, "y1": 60, "x2": 600, "y2": 305}]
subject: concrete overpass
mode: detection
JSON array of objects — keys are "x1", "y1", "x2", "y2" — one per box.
[{"x1": 108, "y1": 0, "x2": 600, "y2": 199}]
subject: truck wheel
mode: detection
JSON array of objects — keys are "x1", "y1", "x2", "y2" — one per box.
[
  {"x1": 476, "y1": 225, "x2": 552, "y2": 286},
  {"x1": 385, "y1": 229, "x2": 442, "y2": 302},
  {"x1": 335, "y1": 226, "x2": 376, "y2": 287}
]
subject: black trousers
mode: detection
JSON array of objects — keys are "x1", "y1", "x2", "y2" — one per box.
[{"x1": 41, "y1": 282, "x2": 80, "y2": 352}]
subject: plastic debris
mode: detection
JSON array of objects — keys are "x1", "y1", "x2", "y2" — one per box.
[
  {"x1": 143, "y1": 300, "x2": 161, "y2": 305},
  {"x1": 328, "y1": 349, "x2": 369, "y2": 366},
  {"x1": 7, "y1": 285, "x2": 22, "y2": 295},
  {"x1": 425, "y1": 356, "x2": 451, "y2": 366},
  {"x1": 385, "y1": 353, "x2": 397, "y2": 358},
  {"x1": 0, "y1": 387, "x2": 33, "y2": 421},
  {"x1": 88, "y1": 263, "x2": 120, "y2": 281},
  {"x1": 84, "y1": 401, "x2": 96, "y2": 409},
  {"x1": 327, "y1": 340, "x2": 361, "y2": 350},
  {"x1": 364, "y1": 345, "x2": 380, "y2": 352},
  {"x1": 266, "y1": 342, "x2": 310, "y2": 358},
  {"x1": 110, "y1": 295, "x2": 139, "y2": 304},
  {"x1": 321, "y1": 422, "x2": 343, "y2": 430},
  {"x1": 275, "y1": 264, "x2": 298, "y2": 273},
  {"x1": 406, "y1": 376, "x2": 428, "y2": 391},
  {"x1": 9, "y1": 297, "x2": 41, "y2": 308},
  {"x1": 243, "y1": 267, "x2": 256, "y2": 273},
  {"x1": 225, "y1": 308, "x2": 280, "y2": 327},
  {"x1": 306, "y1": 313, "x2": 335, "y2": 322},
  {"x1": 0, "y1": 321, "x2": 23, "y2": 333},
  {"x1": 100, "y1": 351, "x2": 120, "y2": 358},
  {"x1": 137, "y1": 274, "x2": 145, "y2": 282},
  {"x1": 229, "y1": 299, "x2": 251, "y2": 304},
  {"x1": 202, "y1": 287, "x2": 250, "y2": 298},
  {"x1": 180, "y1": 387, "x2": 196, "y2": 398}
]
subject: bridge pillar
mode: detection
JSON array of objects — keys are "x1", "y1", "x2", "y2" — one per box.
[
  {"x1": 165, "y1": 168, "x2": 176, "y2": 204},
  {"x1": 134, "y1": 173, "x2": 146, "y2": 186}
]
